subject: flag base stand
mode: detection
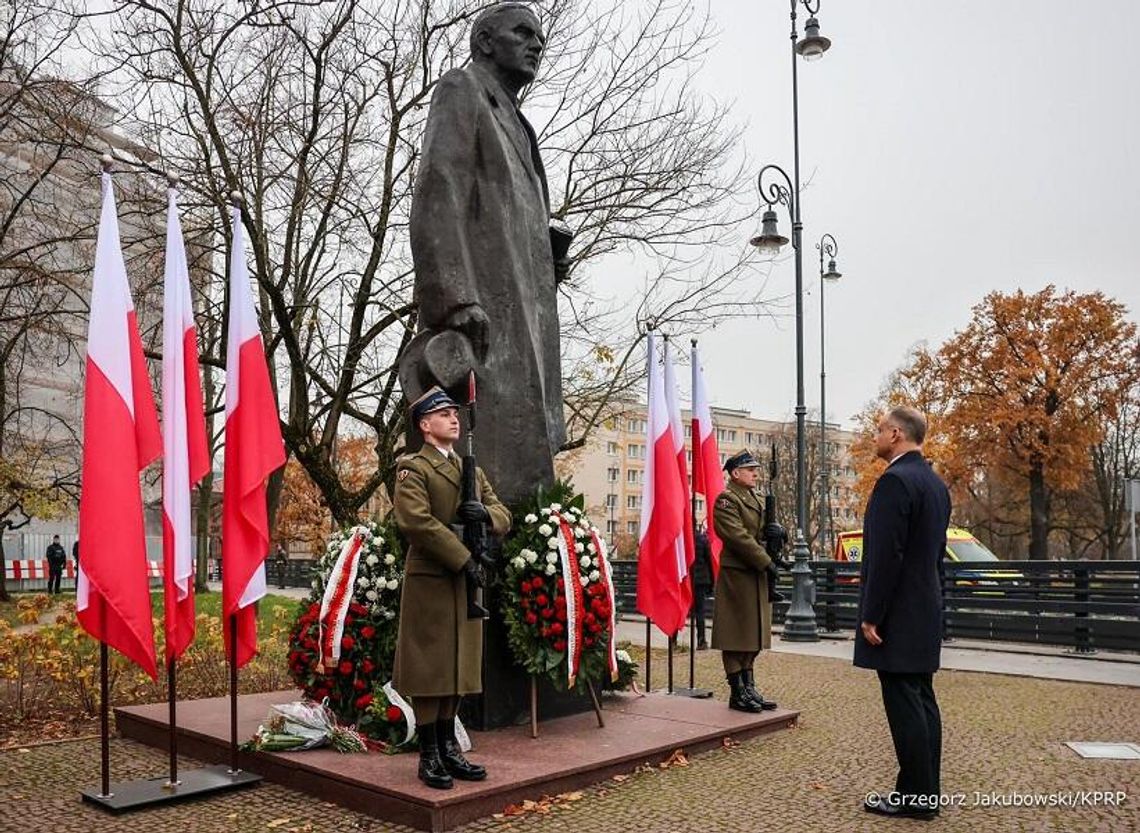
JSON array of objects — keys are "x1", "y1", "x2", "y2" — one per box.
[{"x1": 80, "y1": 764, "x2": 261, "y2": 813}]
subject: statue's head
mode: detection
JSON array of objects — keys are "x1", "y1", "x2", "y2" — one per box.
[{"x1": 470, "y1": 3, "x2": 545, "y2": 86}]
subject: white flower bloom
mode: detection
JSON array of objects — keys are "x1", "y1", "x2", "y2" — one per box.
[
  {"x1": 589, "y1": 570, "x2": 601, "y2": 582},
  {"x1": 579, "y1": 555, "x2": 591, "y2": 569},
  {"x1": 521, "y1": 548, "x2": 538, "y2": 564},
  {"x1": 547, "y1": 537, "x2": 560, "y2": 551},
  {"x1": 311, "y1": 578, "x2": 320, "y2": 589},
  {"x1": 356, "y1": 577, "x2": 369, "y2": 588},
  {"x1": 525, "y1": 513, "x2": 538, "y2": 524},
  {"x1": 365, "y1": 589, "x2": 379, "y2": 601},
  {"x1": 385, "y1": 610, "x2": 396, "y2": 620},
  {"x1": 575, "y1": 542, "x2": 585, "y2": 553},
  {"x1": 579, "y1": 575, "x2": 589, "y2": 587},
  {"x1": 545, "y1": 564, "x2": 557, "y2": 575},
  {"x1": 538, "y1": 523, "x2": 553, "y2": 537},
  {"x1": 616, "y1": 649, "x2": 632, "y2": 663},
  {"x1": 546, "y1": 552, "x2": 558, "y2": 564},
  {"x1": 387, "y1": 579, "x2": 399, "y2": 591},
  {"x1": 590, "y1": 525, "x2": 600, "y2": 534},
  {"x1": 366, "y1": 554, "x2": 379, "y2": 566},
  {"x1": 540, "y1": 507, "x2": 551, "y2": 516},
  {"x1": 587, "y1": 543, "x2": 596, "y2": 554},
  {"x1": 384, "y1": 553, "x2": 396, "y2": 565},
  {"x1": 512, "y1": 556, "x2": 526, "y2": 570},
  {"x1": 550, "y1": 502, "x2": 562, "y2": 511}
]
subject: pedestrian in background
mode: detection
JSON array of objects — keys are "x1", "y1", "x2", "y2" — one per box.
[
  {"x1": 45, "y1": 535, "x2": 66, "y2": 595},
  {"x1": 692, "y1": 524, "x2": 714, "y2": 650}
]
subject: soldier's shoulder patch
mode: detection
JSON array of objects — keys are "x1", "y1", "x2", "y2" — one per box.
[
  {"x1": 715, "y1": 494, "x2": 734, "y2": 509},
  {"x1": 397, "y1": 469, "x2": 410, "y2": 482}
]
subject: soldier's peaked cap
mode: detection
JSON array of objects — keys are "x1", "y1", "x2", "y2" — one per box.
[
  {"x1": 724, "y1": 450, "x2": 762, "y2": 473},
  {"x1": 410, "y1": 386, "x2": 459, "y2": 423}
]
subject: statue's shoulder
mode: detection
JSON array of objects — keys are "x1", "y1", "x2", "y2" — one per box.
[{"x1": 434, "y1": 66, "x2": 482, "y2": 101}]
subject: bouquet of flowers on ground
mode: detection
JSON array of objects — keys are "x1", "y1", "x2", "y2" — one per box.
[
  {"x1": 359, "y1": 682, "x2": 417, "y2": 752},
  {"x1": 501, "y1": 482, "x2": 620, "y2": 694},
  {"x1": 241, "y1": 700, "x2": 367, "y2": 753}
]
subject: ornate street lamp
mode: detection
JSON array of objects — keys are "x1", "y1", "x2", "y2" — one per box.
[
  {"x1": 747, "y1": 0, "x2": 835, "y2": 642},
  {"x1": 817, "y1": 233, "x2": 841, "y2": 563}
]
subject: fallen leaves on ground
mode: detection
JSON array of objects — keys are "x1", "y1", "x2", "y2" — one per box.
[
  {"x1": 659, "y1": 749, "x2": 688, "y2": 769},
  {"x1": 494, "y1": 791, "x2": 589, "y2": 821}
]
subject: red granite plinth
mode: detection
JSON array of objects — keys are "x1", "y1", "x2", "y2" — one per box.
[{"x1": 116, "y1": 690, "x2": 798, "y2": 832}]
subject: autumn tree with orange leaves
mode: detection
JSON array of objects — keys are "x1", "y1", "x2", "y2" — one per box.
[{"x1": 851, "y1": 287, "x2": 1139, "y2": 560}]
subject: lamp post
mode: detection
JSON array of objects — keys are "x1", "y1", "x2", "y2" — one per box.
[
  {"x1": 748, "y1": 0, "x2": 833, "y2": 642},
  {"x1": 817, "y1": 234, "x2": 841, "y2": 560}
]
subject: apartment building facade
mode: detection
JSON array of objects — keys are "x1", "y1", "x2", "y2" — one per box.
[{"x1": 559, "y1": 404, "x2": 863, "y2": 560}]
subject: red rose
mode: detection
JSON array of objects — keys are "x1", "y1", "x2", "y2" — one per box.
[
  {"x1": 354, "y1": 678, "x2": 366, "y2": 691},
  {"x1": 584, "y1": 636, "x2": 595, "y2": 647},
  {"x1": 345, "y1": 615, "x2": 355, "y2": 627},
  {"x1": 541, "y1": 608, "x2": 554, "y2": 620},
  {"x1": 584, "y1": 613, "x2": 596, "y2": 625},
  {"x1": 350, "y1": 602, "x2": 367, "y2": 615},
  {"x1": 535, "y1": 593, "x2": 549, "y2": 607},
  {"x1": 385, "y1": 705, "x2": 403, "y2": 723},
  {"x1": 520, "y1": 579, "x2": 531, "y2": 593},
  {"x1": 553, "y1": 639, "x2": 567, "y2": 651},
  {"x1": 308, "y1": 602, "x2": 320, "y2": 615},
  {"x1": 361, "y1": 626, "x2": 376, "y2": 639},
  {"x1": 362, "y1": 659, "x2": 375, "y2": 674},
  {"x1": 338, "y1": 660, "x2": 353, "y2": 675},
  {"x1": 555, "y1": 609, "x2": 567, "y2": 623},
  {"x1": 556, "y1": 576, "x2": 565, "y2": 588},
  {"x1": 355, "y1": 693, "x2": 374, "y2": 710},
  {"x1": 342, "y1": 635, "x2": 355, "y2": 650},
  {"x1": 312, "y1": 688, "x2": 329, "y2": 701},
  {"x1": 525, "y1": 612, "x2": 538, "y2": 625},
  {"x1": 550, "y1": 622, "x2": 564, "y2": 636},
  {"x1": 554, "y1": 596, "x2": 567, "y2": 609}
]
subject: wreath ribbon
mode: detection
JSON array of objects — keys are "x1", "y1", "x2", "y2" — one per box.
[
  {"x1": 554, "y1": 515, "x2": 586, "y2": 687},
  {"x1": 590, "y1": 530, "x2": 620, "y2": 679},
  {"x1": 318, "y1": 528, "x2": 366, "y2": 671}
]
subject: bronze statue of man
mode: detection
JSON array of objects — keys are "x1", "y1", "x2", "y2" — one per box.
[{"x1": 399, "y1": 2, "x2": 568, "y2": 507}]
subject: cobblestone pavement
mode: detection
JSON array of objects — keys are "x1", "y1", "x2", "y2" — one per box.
[{"x1": 2, "y1": 649, "x2": 1137, "y2": 833}]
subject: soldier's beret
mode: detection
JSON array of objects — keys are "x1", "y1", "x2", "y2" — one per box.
[
  {"x1": 724, "y1": 450, "x2": 762, "y2": 473},
  {"x1": 410, "y1": 386, "x2": 459, "y2": 423}
]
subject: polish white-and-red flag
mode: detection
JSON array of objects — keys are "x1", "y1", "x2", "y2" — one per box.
[
  {"x1": 222, "y1": 203, "x2": 285, "y2": 668},
  {"x1": 161, "y1": 186, "x2": 210, "y2": 663},
  {"x1": 662, "y1": 339, "x2": 694, "y2": 610},
  {"x1": 77, "y1": 171, "x2": 162, "y2": 679},
  {"x1": 691, "y1": 343, "x2": 724, "y2": 576},
  {"x1": 636, "y1": 332, "x2": 688, "y2": 636}
]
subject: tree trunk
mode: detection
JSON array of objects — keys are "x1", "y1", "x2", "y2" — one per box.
[
  {"x1": 0, "y1": 534, "x2": 9, "y2": 602},
  {"x1": 1028, "y1": 462, "x2": 1050, "y2": 559},
  {"x1": 194, "y1": 473, "x2": 213, "y2": 593}
]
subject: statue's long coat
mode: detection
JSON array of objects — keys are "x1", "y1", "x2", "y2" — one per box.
[{"x1": 407, "y1": 63, "x2": 564, "y2": 507}]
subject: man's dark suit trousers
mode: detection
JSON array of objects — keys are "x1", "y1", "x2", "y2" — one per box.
[{"x1": 877, "y1": 670, "x2": 942, "y2": 800}]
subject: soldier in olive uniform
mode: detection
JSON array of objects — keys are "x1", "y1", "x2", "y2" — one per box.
[
  {"x1": 393, "y1": 387, "x2": 512, "y2": 789},
  {"x1": 712, "y1": 451, "x2": 787, "y2": 713}
]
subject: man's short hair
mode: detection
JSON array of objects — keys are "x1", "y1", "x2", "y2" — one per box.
[
  {"x1": 887, "y1": 405, "x2": 927, "y2": 445},
  {"x1": 469, "y1": 2, "x2": 539, "y2": 58}
]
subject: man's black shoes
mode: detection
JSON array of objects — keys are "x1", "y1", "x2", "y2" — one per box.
[
  {"x1": 864, "y1": 794, "x2": 939, "y2": 821},
  {"x1": 727, "y1": 671, "x2": 763, "y2": 713}
]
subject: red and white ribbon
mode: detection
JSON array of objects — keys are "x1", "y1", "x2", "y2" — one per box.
[
  {"x1": 554, "y1": 514, "x2": 586, "y2": 687},
  {"x1": 318, "y1": 528, "x2": 366, "y2": 671},
  {"x1": 591, "y1": 530, "x2": 620, "y2": 679}
]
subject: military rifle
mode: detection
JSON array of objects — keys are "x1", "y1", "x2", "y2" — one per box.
[{"x1": 454, "y1": 371, "x2": 494, "y2": 619}]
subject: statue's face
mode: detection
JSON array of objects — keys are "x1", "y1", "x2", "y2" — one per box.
[{"x1": 480, "y1": 8, "x2": 545, "y2": 83}]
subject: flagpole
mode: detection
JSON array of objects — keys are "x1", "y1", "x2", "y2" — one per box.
[
  {"x1": 229, "y1": 613, "x2": 239, "y2": 774},
  {"x1": 689, "y1": 338, "x2": 699, "y2": 690},
  {"x1": 167, "y1": 656, "x2": 179, "y2": 785},
  {"x1": 97, "y1": 155, "x2": 114, "y2": 802}
]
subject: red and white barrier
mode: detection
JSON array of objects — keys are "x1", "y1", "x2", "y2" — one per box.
[{"x1": 5, "y1": 559, "x2": 162, "y2": 582}]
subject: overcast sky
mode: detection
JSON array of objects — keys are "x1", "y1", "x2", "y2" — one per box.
[{"x1": 666, "y1": 0, "x2": 1139, "y2": 429}]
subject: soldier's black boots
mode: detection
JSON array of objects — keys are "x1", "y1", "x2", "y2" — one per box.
[
  {"x1": 727, "y1": 671, "x2": 763, "y2": 713},
  {"x1": 417, "y1": 722, "x2": 454, "y2": 790},
  {"x1": 437, "y1": 719, "x2": 487, "y2": 781},
  {"x1": 742, "y1": 668, "x2": 777, "y2": 710}
]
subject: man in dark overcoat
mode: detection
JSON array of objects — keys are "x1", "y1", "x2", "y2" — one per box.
[
  {"x1": 393, "y1": 388, "x2": 512, "y2": 789},
  {"x1": 692, "y1": 525, "x2": 714, "y2": 650},
  {"x1": 855, "y1": 406, "x2": 951, "y2": 821},
  {"x1": 712, "y1": 451, "x2": 786, "y2": 713},
  {"x1": 399, "y1": 2, "x2": 566, "y2": 507}
]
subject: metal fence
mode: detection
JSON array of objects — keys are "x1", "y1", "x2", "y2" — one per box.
[{"x1": 609, "y1": 559, "x2": 1140, "y2": 653}]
